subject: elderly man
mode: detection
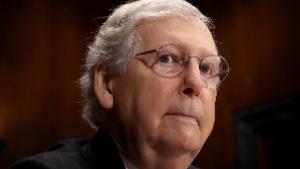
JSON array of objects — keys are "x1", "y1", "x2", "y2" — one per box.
[{"x1": 12, "y1": 0, "x2": 229, "y2": 169}]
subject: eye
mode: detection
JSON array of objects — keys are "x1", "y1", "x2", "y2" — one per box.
[
  {"x1": 199, "y1": 63, "x2": 214, "y2": 77},
  {"x1": 158, "y1": 54, "x2": 176, "y2": 64}
]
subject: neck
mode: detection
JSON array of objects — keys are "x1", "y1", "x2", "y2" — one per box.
[
  {"x1": 131, "y1": 148, "x2": 194, "y2": 169},
  {"x1": 116, "y1": 136, "x2": 197, "y2": 169},
  {"x1": 105, "y1": 120, "x2": 199, "y2": 169}
]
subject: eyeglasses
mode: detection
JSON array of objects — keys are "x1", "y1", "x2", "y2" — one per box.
[{"x1": 134, "y1": 44, "x2": 230, "y2": 85}]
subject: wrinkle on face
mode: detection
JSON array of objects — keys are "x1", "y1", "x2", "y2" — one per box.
[{"x1": 106, "y1": 16, "x2": 218, "y2": 168}]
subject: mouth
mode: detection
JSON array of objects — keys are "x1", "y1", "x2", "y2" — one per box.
[{"x1": 165, "y1": 112, "x2": 200, "y2": 127}]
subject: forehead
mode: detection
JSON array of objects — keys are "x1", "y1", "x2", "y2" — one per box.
[{"x1": 135, "y1": 16, "x2": 217, "y2": 55}]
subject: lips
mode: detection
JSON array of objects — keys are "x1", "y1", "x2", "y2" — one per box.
[{"x1": 165, "y1": 112, "x2": 200, "y2": 127}]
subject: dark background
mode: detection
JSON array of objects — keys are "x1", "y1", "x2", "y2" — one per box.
[{"x1": 1, "y1": 0, "x2": 300, "y2": 169}]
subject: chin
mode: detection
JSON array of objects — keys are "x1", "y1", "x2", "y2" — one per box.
[
  {"x1": 175, "y1": 130, "x2": 202, "y2": 153},
  {"x1": 153, "y1": 126, "x2": 202, "y2": 156}
]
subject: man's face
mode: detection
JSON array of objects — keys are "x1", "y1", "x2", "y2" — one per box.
[{"x1": 108, "y1": 17, "x2": 217, "y2": 159}]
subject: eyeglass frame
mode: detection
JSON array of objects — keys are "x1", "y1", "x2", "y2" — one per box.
[{"x1": 134, "y1": 43, "x2": 230, "y2": 85}]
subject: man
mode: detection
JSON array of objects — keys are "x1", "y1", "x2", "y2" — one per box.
[{"x1": 11, "y1": 0, "x2": 230, "y2": 169}]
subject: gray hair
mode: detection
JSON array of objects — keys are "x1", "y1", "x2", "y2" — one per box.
[{"x1": 80, "y1": 0, "x2": 213, "y2": 129}]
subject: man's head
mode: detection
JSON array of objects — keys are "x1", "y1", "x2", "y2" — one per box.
[{"x1": 80, "y1": 0, "x2": 229, "y2": 168}]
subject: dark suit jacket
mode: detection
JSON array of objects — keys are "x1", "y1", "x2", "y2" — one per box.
[{"x1": 11, "y1": 131, "x2": 199, "y2": 169}]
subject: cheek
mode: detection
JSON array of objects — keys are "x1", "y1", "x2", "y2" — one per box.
[
  {"x1": 134, "y1": 79, "x2": 174, "y2": 128},
  {"x1": 114, "y1": 64, "x2": 176, "y2": 130},
  {"x1": 202, "y1": 88, "x2": 217, "y2": 132}
]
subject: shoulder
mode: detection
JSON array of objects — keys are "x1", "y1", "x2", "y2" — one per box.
[
  {"x1": 188, "y1": 164, "x2": 201, "y2": 169},
  {"x1": 11, "y1": 139, "x2": 91, "y2": 169},
  {"x1": 10, "y1": 131, "x2": 125, "y2": 169}
]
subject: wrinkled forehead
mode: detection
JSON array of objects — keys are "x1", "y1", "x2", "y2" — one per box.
[{"x1": 134, "y1": 16, "x2": 218, "y2": 55}]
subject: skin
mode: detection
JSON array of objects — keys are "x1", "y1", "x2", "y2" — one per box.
[{"x1": 94, "y1": 16, "x2": 218, "y2": 169}]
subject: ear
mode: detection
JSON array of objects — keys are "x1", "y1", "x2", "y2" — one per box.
[{"x1": 94, "y1": 68, "x2": 114, "y2": 109}]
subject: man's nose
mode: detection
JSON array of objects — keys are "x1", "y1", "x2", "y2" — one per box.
[{"x1": 181, "y1": 59, "x2": 207, "y2": 97}]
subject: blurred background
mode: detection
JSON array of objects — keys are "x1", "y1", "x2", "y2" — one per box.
[{"x1": 1, "y1": 0, "x2": 300, "y2": 169}]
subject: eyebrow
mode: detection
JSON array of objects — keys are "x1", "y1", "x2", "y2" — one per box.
[
  {"x1": 180, "y1": 44, "x2": 219, "y2": 56},
  {"x1": 163, "y1": 37, "x2": 219, "y2": 56}
]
